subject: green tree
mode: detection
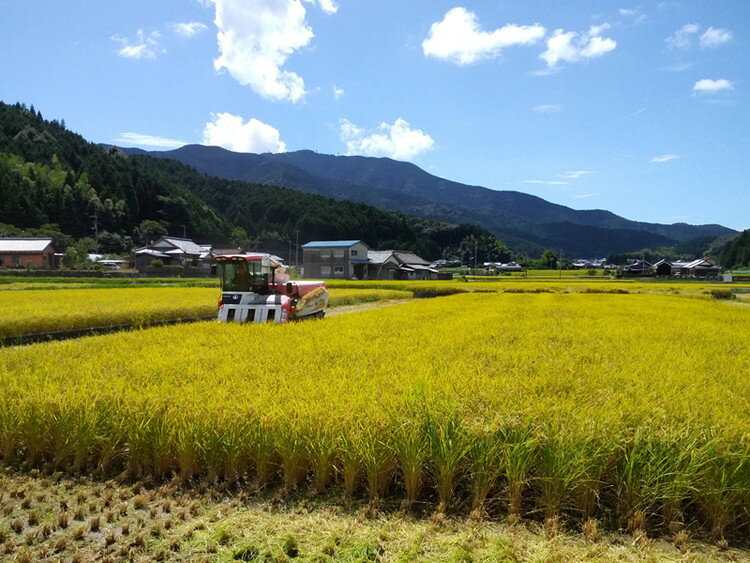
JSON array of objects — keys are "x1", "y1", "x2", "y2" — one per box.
[
  {"x1": 540, "y1": 249, "x2": 559, "y2": 269},
  {"x1": 230, "y1": 226, "x2": 250, "y2": 250},
  {"x1": 139, "y1": 220, "x2": 167, "y2": 243},
  {"x1": 459, "y1": 234, "x2": 479, "y2": 267},
  {"x1": 61, "y1": 238, "x2": 96, "y2": 269},
  {"x1": 98, "y1": 231, "x2": 125, "y2": 254}
]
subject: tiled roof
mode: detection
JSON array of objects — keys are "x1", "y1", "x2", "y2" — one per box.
[
  {"x1": 134, "y1": 249, "x2": 169, "y2": 258},
  {"x1": 0, "y1": 238, "x2": 53, "y2": 253},
  {"x1": 393, "y1": 251, "x2": 430, "y2": 266},
  {"x1": 159, "y1": 236, "x2": 203, "y2": 255},
  {"x1": 302, "y1": 240, "x2": 363, "y2": 248},
  {"x1": 367, "y1": 250, "x2": 394, "y2": 264}
]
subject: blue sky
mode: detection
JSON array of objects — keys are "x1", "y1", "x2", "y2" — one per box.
[{"x1": 1, "y1": 1, "x2": 747, "y2": 230}]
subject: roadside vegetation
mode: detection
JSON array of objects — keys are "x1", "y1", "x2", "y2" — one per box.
[{"x1": 2, "y1": 293, "x2": 749, "y2": 548}]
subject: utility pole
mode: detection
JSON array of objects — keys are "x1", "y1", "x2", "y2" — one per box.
[
  {"x1": 473, "y1": 240, "x2": 478, "y2": 273},
  {"x1": 295, "y1": 229, "x2": 299, "y2": 268},
  {"x1": 90, "y1": 211, "x2": 99, "y2": 240},
  {"x1": 181, "y1": 225, "x2": 187, "y2": 239}
]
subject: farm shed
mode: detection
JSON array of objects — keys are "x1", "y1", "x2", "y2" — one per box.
[{"x1": 0, "y1": 237, "x2": 56, "y2": 269}]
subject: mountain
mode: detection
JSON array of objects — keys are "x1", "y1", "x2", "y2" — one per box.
[
  {"x1": 123, "y1": 145, "x2": 735, "y2": 256},
  {"x1": 0, "y1": 101, "x2": 505, "y2": 260}
]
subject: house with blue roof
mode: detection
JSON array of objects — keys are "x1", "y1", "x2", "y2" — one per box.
[{"x1": 301, "y1": 240, "x2": 371, "y2": 279}]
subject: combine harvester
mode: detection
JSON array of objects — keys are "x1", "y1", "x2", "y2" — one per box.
[{"x1": 215, "y1": 254, "x2": 328, "y2": 323}]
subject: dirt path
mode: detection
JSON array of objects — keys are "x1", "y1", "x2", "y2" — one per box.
[{"x1": 325, "y1": 298, "x2": 411, "y2": 317}]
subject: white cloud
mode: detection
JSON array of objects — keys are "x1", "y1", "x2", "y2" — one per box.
[
  {"x1": 540, "y1": 24, "x2": 616, "y2": 69},
  {"x1": 700, "y1": 27, "x2": 732, "y2": 48},
  {"x1": 422, "y1": 7, "x2": 545, "y2": 65},
  {"x1": 112, "y1": 29, "x2": 162, "y2": 60},
  {"x1": 202, "y1": 113, "x2": 286, "y2": 153},
  {"x1": 663, "y1": 62, "x2": 693, "y2": 72},
  {"x1": 315, "y1": 0, "x2": 338, "y2": 14},
  {"x1": 208, "y1": 0, "x2": 336, "y2": 103},
  {"x1": 339, "y1": 118, "x2": 434, "y2": 161},
  {"x1": 559, "y1": 170, "x2": 593, "y2": 179},
  {"x1": 173, "y1": 21, "x2": 210, "y2": 38},
  {"x1": 522, "y1": 180, "x2": 569, "y2": 185},
  {"x1": 332, "y1": 85, "x2": 345, "y2": 100},
  {"x1": 533, "y1": 104, "x2": 563, "y2": 113},
  {"x1": 666, "y1": 23, "x2": 699, "y2": 50},
  {"x1": 693, "y1": 78, "x2": 733, "y2": 93},
  {"x1": 650, "y1": 154, "x2": 680, "y2": 163},
  {"x1": 619, "y1": 8, "x2": 635, "y2": 16},
  {"x1": 574, "y1": 192, "x2": 600, "y2": 199},
  {"x1": 114, "y1": 132, "x2": 187, "y2": 149}
]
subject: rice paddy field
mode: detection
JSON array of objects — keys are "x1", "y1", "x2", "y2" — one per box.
[
  {"x1": 2, "y1": 288, "x2": 750, "y2": 559},
  {"x1": 0, "y1": 287, "x2": 411, "y2": 340}
]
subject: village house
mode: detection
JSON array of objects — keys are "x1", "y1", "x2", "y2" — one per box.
[
  {"x1": 301, "y1": 240, "x2": 370, "y2": 279},
  {"x1": 483, "y1": 261, "x2": 524, "y2": 272},
  {"x1": 619, "y1": 259, "x2": 653, "y2": 277},
  {"x1": 300, "y1": 240, "x2": 438, "y2": 280},
  {"x1": 653, "y1": 258, "x2": 720, "y2": 278},
  {"x1": 0, "y1": 237, "x2": 56, "y2": 269},
  {"x1": 370, "y1": 250, "x2": 439, "y2": 280},
  {"x1": 133, "y1": 236, "x2": 206, "y2": 271}
]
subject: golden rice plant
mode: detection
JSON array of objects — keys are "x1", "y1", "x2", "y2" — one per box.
[{"x1": 0, "y1": 292, "x2": 749, "y2": 538}]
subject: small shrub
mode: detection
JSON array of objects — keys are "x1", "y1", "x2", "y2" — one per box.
[{"x1": 710, "y1": 288, "x2": 734, "y2": 300}]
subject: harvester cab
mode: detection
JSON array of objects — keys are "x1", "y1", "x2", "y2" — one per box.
[{"x1": 215, "y1": 254, "x2": 329, "y2": 323}]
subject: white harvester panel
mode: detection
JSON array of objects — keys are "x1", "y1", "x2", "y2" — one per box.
[{"x1": 218, "y1": 293, "x2": 288, "y2": 324}]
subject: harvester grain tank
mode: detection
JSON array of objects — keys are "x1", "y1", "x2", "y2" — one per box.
[{"x1": 215, "y1": 254, "x2": 328, "y2": 323}]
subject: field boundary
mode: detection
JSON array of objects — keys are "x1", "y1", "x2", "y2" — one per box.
[{"x1": 0, "y1": 314, "x2": 217, "y2": 346}]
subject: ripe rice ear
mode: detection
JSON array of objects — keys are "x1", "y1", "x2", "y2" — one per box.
[
  {"x1": 467, "y1": 431, "x2": 504, "y2": 513},
  {"x1": 337, "y1": 431, "x2": 363, "y2": 496},
  {"x1": 390, "y1": 420, "x2": 429, "y2": 509},
  {"x1": 356, "y1": 424, "x2": 395, "y2": 501},
  {"x1": 500, "y1": 426, "x2": 537, "y2": 520},
  {"x1": 426, "y1": 415, "x2": 470, "y2": 512},
  {"x1": 307, "y1": 427, "x2": 337, "y2": 493},
  {"x1": 277, "y1": 422, "x2": 310, "y2": 490}
]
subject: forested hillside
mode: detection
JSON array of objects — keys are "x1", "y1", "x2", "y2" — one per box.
[
  {"x1": 0, "y1": 102, "x2": 508, "y2": 260},
  {"x1": 719, "y1": 230, "x2": 750, "y2": 269},
  {"x1": 0, "y1": 102, "x2": 231, "y2": 247}
]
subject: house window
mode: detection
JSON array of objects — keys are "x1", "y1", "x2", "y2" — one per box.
[
  {"x1": 12, "y1": 254, "x2": 20, "y2": 267},
  {"x1": 334, "y1": 249, "x2": 345, "y2": 258},
  {"x1": 321, "y1": 249, "x2": 331, "y2": 258},
  {"x1": 321, "y1": 265, "x2": 331, "y2": 276},
  {"x1": 351, "y1": 249, "x2": 358, "y2": 257},
  {"x1": 334, "y1": 266, "x2": 344, "y2": 276}
]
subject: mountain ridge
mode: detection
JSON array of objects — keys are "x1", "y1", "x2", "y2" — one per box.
[{"x1": 120, "y1": 144, "x2": 734, "y2": 256}]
